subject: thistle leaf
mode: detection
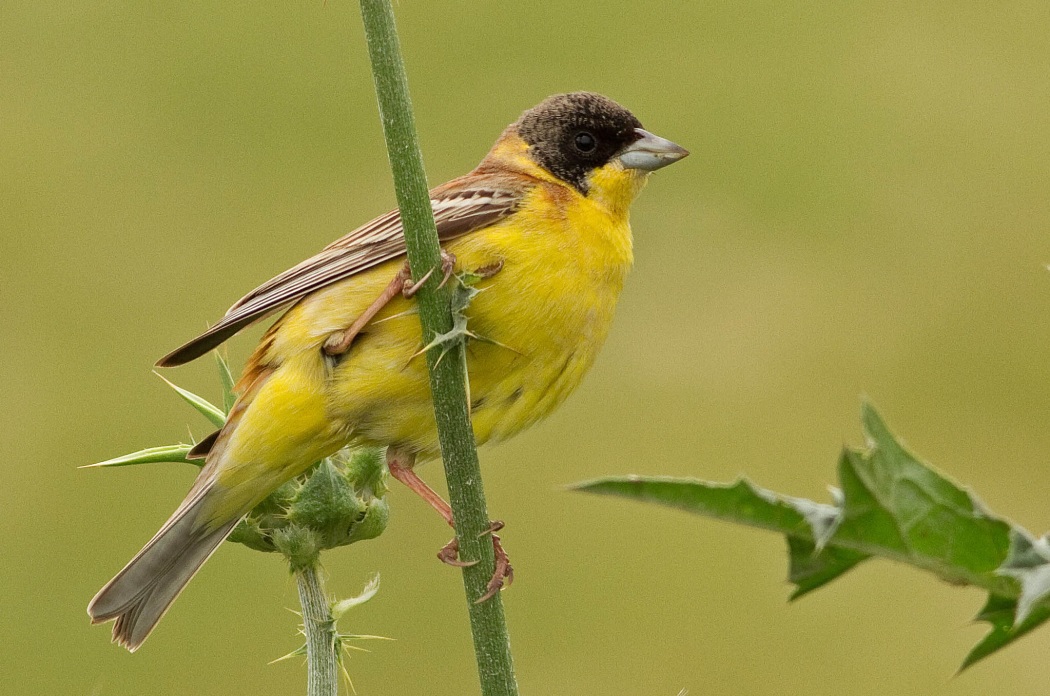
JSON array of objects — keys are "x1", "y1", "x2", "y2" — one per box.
[
  {"x1": 573, "y1": 402, "x2": 1050, "y2": 670},
  {"x1": 81, "y1": 444, "x2": 200, "y2": 468},
  {"x1": 154, "y1": 372, "x2": 227, "y2": 428},
  {"x1": 215, "y1": 352, "x2": 237, "y2": 413},
  {"x1": 413, "y1": 272, "x2": 482, "y2": 363}
]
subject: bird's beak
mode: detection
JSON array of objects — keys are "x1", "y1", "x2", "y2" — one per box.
[{"x1": 617, "y1": 128, "x2": 689, "y2": 171}]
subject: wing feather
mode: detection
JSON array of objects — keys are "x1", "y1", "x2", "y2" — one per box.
[{"x1": 157, "y1": 181, "x2": 524, "y2": 367}]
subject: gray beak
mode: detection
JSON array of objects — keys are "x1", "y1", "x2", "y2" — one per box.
[{"x1": 617, "y1": 128, "x2": 689, "y2": 171}]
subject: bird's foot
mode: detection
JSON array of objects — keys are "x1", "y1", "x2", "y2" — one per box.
[
  {"x1": 436, "y1": 537, "x2": 477, "y2": 567},
  {"x1": 322, "y1": 251, "x2": 459, "y2": 357},
  {"x1": 402, "y1": 251, "x2": 457, "y2": 298},
  {"x1": 436, "y1": 520, "x2": 514, "y2": 603},
  {"x1": 478, "y1": 522, "x2": 514, "y2": 603}
]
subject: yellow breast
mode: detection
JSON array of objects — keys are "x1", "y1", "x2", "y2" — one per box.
[
  {"x1": 447, "y1": 178, "x2": 635, "y2": 449},
  {"x1": 309, "y1": 185, "x2": 635, "y2": 458}
]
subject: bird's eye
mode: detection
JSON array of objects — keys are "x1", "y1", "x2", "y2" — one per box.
[{"x1": 574, "y1": 131, "x2": 596, "y2": 153}]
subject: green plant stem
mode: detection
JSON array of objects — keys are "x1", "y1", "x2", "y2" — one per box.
[
  {"x1": 296, "y1": 564, "x2": 338, "y2": 696},
  {"x1": 355, "y1": 2, "x2": 519, "y2": 695}
]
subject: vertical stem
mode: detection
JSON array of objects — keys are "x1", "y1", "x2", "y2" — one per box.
[
  {"x1": 296, "y1": 564, "x2": 338, "y2": 696},
  {"x1": 354, "y1": 2, "x2": 519, "y2": 696}
]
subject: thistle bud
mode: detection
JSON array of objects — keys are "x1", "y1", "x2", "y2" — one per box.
[{"x1": 227, "y1": 447, "x2": 389, "y2": 569}]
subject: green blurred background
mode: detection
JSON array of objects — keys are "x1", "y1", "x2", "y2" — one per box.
[{"x1": 4, "y1": 1, "x2": 1050, "y2": 694}]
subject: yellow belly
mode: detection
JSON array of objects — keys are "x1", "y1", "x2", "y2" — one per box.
[{"x1": 269, "y1": 184, "x2": 634, "y2": 460}]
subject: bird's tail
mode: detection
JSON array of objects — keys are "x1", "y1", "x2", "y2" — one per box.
[
  {"x1": 86, "y1": 486, "x2": 240, "y2": 651},
  {"x1": 87, "y1": 363, "x2": 320, "y2": 650}
]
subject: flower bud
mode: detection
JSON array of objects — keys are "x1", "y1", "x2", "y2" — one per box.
[{"x1": 227, "y1": 448, "x2": 389, "y2": 567}]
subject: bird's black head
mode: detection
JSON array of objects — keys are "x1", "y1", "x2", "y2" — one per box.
[{"x1": 516, "y1": 92, "x2": 644, "y2": 194}]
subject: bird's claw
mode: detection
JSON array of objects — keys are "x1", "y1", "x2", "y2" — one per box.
[
  {"x1": 437, "y1": 537, "x2": 478, "y2": 567},
  {"x1": 402, "y1": 251, "x2": 457, "y2": 298},
  {"x1": 436, "y1": 521, "x2": 514, "y2": 602},
  {"x1": 476, "y1": 531, "x2": 513, "y2": 603},
  {"x1": 400, "y1": 267, "x2": 432, "y2": 298},
  {"x1": 436, "y1": 250, "x2": 457, "y2": 290}
]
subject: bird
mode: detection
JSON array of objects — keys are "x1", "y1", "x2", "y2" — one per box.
[{"x1": 88, "y1": 91, "x2": 688, "y2": 650}]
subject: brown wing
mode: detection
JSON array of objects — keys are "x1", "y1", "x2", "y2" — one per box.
[{"x1": 156, "y1": 178, "x2": 525, "y2": 367}]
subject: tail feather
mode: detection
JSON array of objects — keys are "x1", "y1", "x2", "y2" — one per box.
[
  {"x1": 87, "y1": 489, "x2": 239, "y2": 651},
  {"x1": 89, "y1": 364, "x2": 279, "y2": 650}
]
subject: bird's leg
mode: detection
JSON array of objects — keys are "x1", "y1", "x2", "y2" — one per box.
[
  {"x1": 323, "y1": 251, "x2": 457, "y2": 357},
  {"x1": 385, "y1": 447, "x2": 513, "y2": 600},
  {"x1": 323, "y1": 264, "x2": 412, "y2": 357},
  {"x1": 385, "y1": 447, "x2": 455, "y2": 526}
]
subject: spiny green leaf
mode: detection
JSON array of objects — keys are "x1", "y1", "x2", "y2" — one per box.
[
  {"x1": 413, "y1": 276, "x2": 479, "y2": 365},
  {"x1": 837, "y1": 404, "x2": 1011, "y2": 584},
  {"x1": 962, "y1": 590, "x2": 1050, "y2": 670},
  {"x1": 154, "y1": 372, "x2": 227, "y2": 428},
  {"x1": 81, "y1": 444, "x2": 200, "y2": 468},
  {"x1": 787, "y1": 536, "x2": 868, "y2": 599},
  {"x1": 215, "y1": 352, "x2": 237, "y2": 413},
  {"x1": 572, "y1": 476, "x2": 835, "y2": 541},
  {"x1": 573, "y1": 402, "x2": 1050, "y2": 670},
  {"x1": 995, "y1": 532, "x2": 1050, "y2": 625},
  {"x1": 412, "y1": 271, "x2": 517, "y2": 360}
]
